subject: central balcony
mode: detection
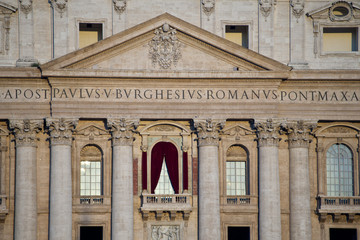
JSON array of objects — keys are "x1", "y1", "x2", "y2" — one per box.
[{"x1": 140, "y1": 193, "x2": 192, "y2": 220}]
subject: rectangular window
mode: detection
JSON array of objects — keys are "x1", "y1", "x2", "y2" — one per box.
[
  {"x1": 228, "y1": 226, "x2": 250, "y2": 240},
  {"x1": 226, "y1": 161, "x2": 246, "y2": 195},
  {"x1": 80, "y1": 226, "x2": 103, "y2": 240},
  {"x1": 80, "y1": 161, "x2": 101, "y2": 196},
  {"x1": 330, "y1": 228, "x2": 357, "y2": 240},
  {"x1": 323, "y1": 27, "x2": 358, "y2": 52},
  {"x1": 79, "y1": 23, "x2": 103, "y2": 49},
  {"x1": 225, "y1": 25, "x2": 249, "y2": 48}
]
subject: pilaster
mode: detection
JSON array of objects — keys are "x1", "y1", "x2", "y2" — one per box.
[{"x1": 50, "y1": 0, "x2": 69, "y2": 58}]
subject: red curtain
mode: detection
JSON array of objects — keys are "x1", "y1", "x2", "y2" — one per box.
[
  {"x1": 151, "y1": 142, "x2": 179, "y2": 193},
  {"x1": 142, "y1": 151, "x2": 147, "y2": 191},
  {"x1": 183, "y1": 152, "x2": 188, "y2": 191}
]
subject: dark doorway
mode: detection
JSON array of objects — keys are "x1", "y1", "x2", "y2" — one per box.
[
  {"x1": 330, "y1": 228, "x2": 357, "y2": 240},
  {"x1": 80, "y1": 226, "x2": 103, "y2": 240},
  {"x1": 228, "y1": 226, "x2": 250, "y2": 240}
]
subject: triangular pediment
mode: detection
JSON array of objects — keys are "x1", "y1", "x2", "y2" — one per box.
[
  {"x1": 306, "y1": 1, "x2": 360, "y2": 20},
  {"x1": 42, "y1": 13, "x2": 290, "y2": 76}
]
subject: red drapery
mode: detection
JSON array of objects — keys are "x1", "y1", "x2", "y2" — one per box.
[
  {"x1": 151, "y1": 142, "x2": 179, "y2": 193},
  {"x1": 142, "y1": 151, "x2": 147, "y2": 191},
  {"x1": 183, "y1": 151, "x2": 188, "y2": 190}
]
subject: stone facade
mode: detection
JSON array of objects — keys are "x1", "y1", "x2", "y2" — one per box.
[{"x1": 0, "y1": 1, "x2": 359, "y2": 240}]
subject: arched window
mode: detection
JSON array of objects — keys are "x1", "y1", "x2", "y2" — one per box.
[
  {"x1": 326, "y1": 143, "x2": 353, "y2": 196},
  {"x1": 226, "y1": 145, "x2": 249, "y2": 196},
  {"x1": 80, "y1": 145, "x2": 103, "y2": 196},
  {"x1": 150, "y1": 142, "x2": 179, "y2": 194}
]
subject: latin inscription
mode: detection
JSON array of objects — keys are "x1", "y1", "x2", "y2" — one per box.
[{"x1": 0, "y1": 87, "x2": 359, "y2": 103}]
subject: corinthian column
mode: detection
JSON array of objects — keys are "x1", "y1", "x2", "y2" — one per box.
[
  {"x1": 47, "y1": 118, "x2": 78, "y2": 240},
  {"x1": 254, "y1": 119, "x2": 282, "y2": 240},
  {"x1": 287, "y1": 120, "x2": 316, "y2": 240},
  {"x1": 107, "y1": 118, "x2": 139, "y2": 240},
  {"x1": 10, "y1": 119, "x2": 42, "y2": 240},
  {"x1": 194, "y1": 118, "x2": 225, "y2": 240}
]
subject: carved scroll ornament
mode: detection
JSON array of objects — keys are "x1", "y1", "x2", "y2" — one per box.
[
  {"x1": 254, "y1": 119, "x2": 283, "y2": 147},
  {"x1": 10, "y1": 119, "x2": 42, "y2": 147},
  {"x1": 46, "y1": 118, "x2": 78, "y2": 146},
  {"x1": 19, "y1": 0, "x2": 32, "y2": 16},
  {"x1": 194, "y1": 119, "x2": 225, "y2": 146}
]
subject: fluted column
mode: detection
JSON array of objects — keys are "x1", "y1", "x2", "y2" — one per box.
[
  {"x1": 47, "y1": 118, "x2": 78, "y2": 240},
  {"x1": 287, "y1": 121, "x2": 316, "y2": 240},
  {"x1": 254, "y1": 119, "x2": 282, "y2": 240},
  {"x1": 194, "y1": 119, "x2": 225, "y2": 240},
  {"x1": 10, "y1": 119, "x2": 42, "y2": 240},
  {"x1": 107, "y1": 118, "x2": 138, "y2": 240}
]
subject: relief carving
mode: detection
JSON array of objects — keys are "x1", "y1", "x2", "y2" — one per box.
[
  {"x1": 286, "y1": 120, "x2": 317, "y2": 148},
  {"x1": 46, "y1": 118, "x2": 78, "y2": 146},
  {"x1": 194, "y1": 118, "x2": 225, "y2": 146},
  {"x1": 107, "y1": 118, "x2": 139, "y2": 146},
  {"x1": 201, "y1": 0, "x2": 215, "y2": 17},
  {"x1": 10, "y1": 119, "x2": 42, "y2": 147},
  {"x1": 149, "y1": 24, "x2": 182, "y2": 69},
  {"x1": 19, "y1": 0, "x2": 32, "y2": 16},
  {"x1": 154, "y1": 125, "x2": 176, "y2": 132},
  {"x1": 254, "y1": 119, "x2": 283, "y2": 147},
  {"x1": 113, "y1": 0, "x2": 126, "y2": 15},
  {"x1": 226, "y1": 145, "x2": 247, "y2": 158},
  {"x1": 223, "y1": 125, "x2": 254, "y2": 140},
  {"x1": 151, "y1": 225, "x2": 180, "y2": 240},
  {"x1": 50, "y1": 0, "x2": 68, "y2": 17},
  {"x1": 323, "y1": 126, "x2": 357, "y2": 134},
  {"x1": 291, "y1": 0, "x2": 304, "y2": 20},
  {"x1": 259, "y1": 0, "x2": 276, "y2": 19}
]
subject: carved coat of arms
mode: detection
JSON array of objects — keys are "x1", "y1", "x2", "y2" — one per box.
[{"x1": 149, "y1": 24, "x2": 182, "y2": 69}]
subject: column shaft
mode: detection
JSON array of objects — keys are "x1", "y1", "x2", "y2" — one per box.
[
  {"x1": 112, "y1": 145, "x2": 133, "y2": 239},
  {"x1": 289, "y1": 147, "x2": 311, "y2": 240},
  {"x1": 14, "y1": 145, "x2": 37, "y2": 240},
  {"x1": 49, "y1": 144, "x2": 72, "y2": 240},
  {"x1": 198, "y1": 145, "x2": 220, "y2": 240},
  {"x1": 258, "y1": 146, "x2": 282, "y2": 240}
]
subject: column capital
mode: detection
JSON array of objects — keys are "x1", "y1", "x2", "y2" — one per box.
[
  {"x1": 46, "y1": 118, "x2": 78, "y2": 146},
  {"x1": 9, "y1": 119, "x2": 42, "y2": 147},
  {"x1": 107, "y1": 118, "x2": 139, "y2": 146},
  {"x1": 194, "y1": 119, "x2": 225, "y2": 146},
  {"x1": 286, "y1": 120, "x2": 317, "y2": 148},
  {"x1": 254, "y1": 119, "x2": 283, "y2": 147}
]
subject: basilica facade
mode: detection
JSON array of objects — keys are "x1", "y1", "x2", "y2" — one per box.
[{"x1": 0, "y1": 1, "x2": 360, "y2": 240}]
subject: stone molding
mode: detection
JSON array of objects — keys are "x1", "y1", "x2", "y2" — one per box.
[
  {"x1": 113, "y1": 0, "x2": 126, "y2": 15},
  {"x1": 201, "y1": 0, "x2": 215, "y2": 17},
  {"x1": 254, "y1": 119, "x2": 282, "y2": 147},
  {"x1": 50, "y1": 0, "x2": 68, "y2": 17},
  {"x1": 291, "y1": 0, "x2": 304, "y2": 20},
  {"x1": 46, "y1": 118, "x2": 78, "y2": 146},
  {"x1": 19, "y1": 0, "x2": 32, "y2": 16},
  {"x1": 286, "y1": 120, "x2": 317, "y2": 148},
  {"x1": 107, "y1": 118, "x2": 139, "y2": 146},
  {"x1": 194, "y1": 119, "x2": 225, "y2": 146},
  {"x1": 149, "y1": 23, "x2": 182, "y2": 69},
  {"x1": 9, "y1": 119, "x2": 42, "y2": 147}
]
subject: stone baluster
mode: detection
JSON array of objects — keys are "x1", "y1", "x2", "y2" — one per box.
[
  {"x1": 194, "y1": 118, "x2": 225, "y2": 240},
  {"x1": 10, "y1": 119, "x2": 42, "y2": 240},
  {"x1": 107, "y1": 118, "x2": 139, "y2": 240},
  {"x1": 47, "y1": 118, "x2": 78, "y2": 240},
  {"x1": 254, "y1": 119, "x2": 282, "y2": 240},
  {"x1": 287, "y1": 120, "x2": 317, "y2": 240}
]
